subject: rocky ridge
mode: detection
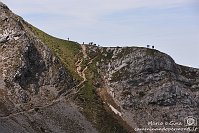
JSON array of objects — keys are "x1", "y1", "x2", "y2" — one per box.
[
  {"x1": 0, "y1": 2, "x2": 199, "y2": 133},
  {"x1": 0, "y1": 2, "x2": 98, "y2": 133},
  {"x1": 87, "y1": 46, "x2": 199, "y2": 133},
  {"x1": 0, "y1": 2, "x2": 76, "y2": 114}
]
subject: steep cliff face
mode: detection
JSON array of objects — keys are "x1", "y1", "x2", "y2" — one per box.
[
  {"x1": 0, "y1": 2, "x2": 198, "y2": 133},
  {"x1": 0, "y1": 2, "x2": 75, "y2": 115},
  {"x1": 0, "y1": 2, "x2": 98, "y2": 133},
  {"x1": 88, "y1": 46, "x2": 199, "y2": 132}
]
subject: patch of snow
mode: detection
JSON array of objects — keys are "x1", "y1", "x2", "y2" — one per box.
[{"x1": 108, "y1": 104, "x2": 122, "y2": 116}]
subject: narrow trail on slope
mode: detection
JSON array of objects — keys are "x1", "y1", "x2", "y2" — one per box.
[
  {"x1": 67, "y1": 44, "x2": 95, "y2": 96},
  {"x1": 0, "y1": 96, "x2": 65, "y2": 119},
  {"x1": 75, "y1": 45, "x2": 88, "y2": 86},
  {"x1": 81, "y1": 44, "x2": 88, "y2": 59}
]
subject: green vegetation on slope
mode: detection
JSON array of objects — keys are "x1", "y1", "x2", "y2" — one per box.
[
  {"x1": 30, "y1": 26, "x2": 81, "y2": 81},
  {"x1": 30, "y1": 27, "x2": 129, "y2": 133},
  {"x1": 74, "y1": 46, "x2": 129, "y2": 133},
  {"x1": 76, "y1": 79, "x2": 129, "y2": 133}
]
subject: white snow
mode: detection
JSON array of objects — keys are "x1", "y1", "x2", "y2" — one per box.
[{"x1": 108, "y1": 104, "x2": 122, "y2": 116}]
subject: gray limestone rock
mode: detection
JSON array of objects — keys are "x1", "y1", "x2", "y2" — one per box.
[{"x1": 93, "y1": 46, "x2": 199, "y2": 133}]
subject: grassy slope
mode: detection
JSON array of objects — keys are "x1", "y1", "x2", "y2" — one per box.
[
  {"x1": 30, "y1": 27, "x2": 129, "y2": 133},
  {"x1": 30, "y1": 26, "x2": 81, "y2": 81}
]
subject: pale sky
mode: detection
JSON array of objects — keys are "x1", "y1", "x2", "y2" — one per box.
[{"x1": 1, "y1": 0, "x2": 199, "y2": 68}]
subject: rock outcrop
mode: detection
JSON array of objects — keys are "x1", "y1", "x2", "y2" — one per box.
[
  {"x1": 91, "y1": 46, "x2": 199, "y2": 133},
  {"x1": 0, "y1": 2, "x2": 97, "y2": 133},
  {"x1": 0, "y1": 2, "x2": 198, "y2": 133},
  {"x1": 0, "y1": 2, "x2": 76, "y2": 114}
]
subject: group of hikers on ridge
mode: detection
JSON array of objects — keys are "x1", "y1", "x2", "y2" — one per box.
[{"x1": 67, "y1": 37, "x2": 155, "y2": 49}]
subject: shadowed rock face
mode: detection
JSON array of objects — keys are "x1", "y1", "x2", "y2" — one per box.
[
  {"x1": 0, "y1": 2, "x2": 76, "y2": 114},
  {"x1": 0, "y1": 3, "x2": 98, "y2": 133},
  {"x1": 0, "y1": 100, "x2": 98, "y2": 133},
  {"x1": 86, "y1": 46, "x2": 199, "y2": 132}
]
